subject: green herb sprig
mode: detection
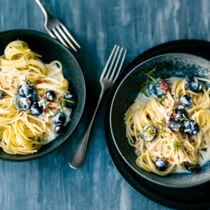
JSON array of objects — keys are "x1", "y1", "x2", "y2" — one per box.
[{"x1": 173, "y1": 140, "x2": 183, "y2": 153}]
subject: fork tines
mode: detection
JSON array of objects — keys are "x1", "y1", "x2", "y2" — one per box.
[
  {"x1": 50, "y1": 22, "x2": 81, "y2": 52},
  {"x1": 101, "y1": 45, "x2": 127, "y2": 83}
]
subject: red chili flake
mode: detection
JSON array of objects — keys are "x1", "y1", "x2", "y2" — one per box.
[
  {"x1": 162, "y1": 121, "x2": 166, "y2": 125},
  {"x1": 132, "y1": 146, "x2": 136, "y2": 149},
  {"x1": 4, "y1": 87, "x2": 10, "y2": 90},
  {"x1": 28, "y1": 101, "x2": 31, "y2": 104},
  {"x1": 49, "y1": 103, "x2": 52, "y2": 106},
  {"x1": 164, "y1": 158, "x2": 168, "y2": 162},
  {"x1": 44, "y1": 95, "x2": 46, "y2": 99},
  {"x1": 171, "y1": 113, "x2": 176, "y2": 120},
  {"x1": 160, "y1": 81, "x2": 167, "y2": 93},
  {"x1": 43, "y1": 108, "x2": 46, "y2": 114},
  {"x1": 0, "y1": 85, "x2": 3, "y2": 88},
  {"x1": 169, "y1": 132, "x2": 173, "y2": 136},
  {"x1": 170, "y1": 157, "x2": 174, "y2": 162},
  {"x1": 52, "y1": 107, "x2": 56, "y2": 110},
  {"x1": 183, "y1": 136, "x2": 186, "y2": 140},
  {"x1": 36, "y1": 80, "x2": 46, "y2": 84},
  {"x1": 193, "y1": 170, "x2": 198, "y2": 175}
]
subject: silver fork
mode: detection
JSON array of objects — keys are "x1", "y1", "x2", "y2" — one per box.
[
  {"x1": 35, "y1": 0, "x2": 80, "y2": 52},
  {"x1": 69, "y1": 45, "x2": 127, "y2": 169}
]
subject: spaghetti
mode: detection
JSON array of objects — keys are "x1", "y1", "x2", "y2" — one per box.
[
  {"x1": 0, "y1": 40, "x2": 75, "y2": 155},
  {"x1": 125, "y1": 75, "x2": 210, "y2": 176}
]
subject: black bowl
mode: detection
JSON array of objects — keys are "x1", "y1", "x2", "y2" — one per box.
[
  {"x1": 0, "y1": 29, "x2": 86, "y2": 160},
  {"x1": 110, "y1": 53, "x2": 210, "y2": 188}
]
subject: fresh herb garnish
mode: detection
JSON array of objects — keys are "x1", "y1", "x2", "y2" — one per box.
[
  {"x1": 173, "y1": 140, "x2": 183, "y2": 153},
  {"x1": 159, "y1": 96, "x2": 167, "y2": 103},
  {"x1": 201, "y1": 148, "x2": 208, "y2": 152},
  {"x1": 27, "y1": 79, "x2": 35, "y2": 87},
  {"x1": 200, "y1": 153, "x2": 204, "y2": 160},
  {"x1": 13, "y1": 46, "x2": 25, "y2": 51},
  {"x1": 137, "y1": 69, "x2": 157, "y2": 96},
  {"x1": 157, "y1": 122, "x2": 165, "y2": 127},
  {"x1": 16, "y1": 98, "x2": 20, "y2": 110},
  {"x1": 24, "y1": 55, "x2": 29, "y2": 68},
  {"x1": 58, "y1": 97, "x2": 74, "y2": 109}
]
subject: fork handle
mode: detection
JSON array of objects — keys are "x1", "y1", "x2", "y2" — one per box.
[
  {"x1": 69, "y1": 88, "x2": 105, "y2": 169},
  {"x1": 35, "y1": 0, "x2": 49, "y2": 20}
]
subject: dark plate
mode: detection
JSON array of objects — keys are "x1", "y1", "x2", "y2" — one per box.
[
  {"x1": 105, "y1": 40, "x2": 210, "y2": 208},
  {"x1": 109, "y1": 53, "x2": 210, "y2": 188},
  {"x1": 0, "y1": 30, "x2": 86, "y2": 160}
]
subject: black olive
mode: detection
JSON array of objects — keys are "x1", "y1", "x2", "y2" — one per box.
[
  {"x1": 167, "y1": 120, "x2": 181, "y2": 132},
  {"x1": 54, "y1": 123, "x2": 65, "y2": 134},
  {"x1": 205, "y1": 82, "x2": 210, "y2": 90},
  {"x1": 155, "y1": 158, "x2": 168, "y2": 171},
  {"x1": 175, "y1": 108, "x2": 189, "y2": 122},
  {"x1": 17, "y1": 83, "x2": 37, "y2": 101},
  {"x1": 0, "y1": 91, "x2": 3, "y2": 99},
  {"x1": 184, "y1": 162, "x2": 200, "y2": 173},
  {"x1": 181, "y1": 119, "x2": 200, "y2": 135},
  {"x1": 13, "y1": 95, "x2": 32, "y2": 111},
  {"x1": 148, "y1": 79, "x2": 168, "y2": 97},
  {"x1": 63, "y1": 93, "x2": 76, "y2": 108},
  {"x1": 180, "y1": 95, "x2": 192, "y2": 107},
  {"x1": 29, "y1": 102, "x2": 43, "y2": 116},
  {"x1": 53, "y1": 112, "x2": 66, "y2": 124},
  {"x1": 140, "y1": 124, "x2": 157, "y2": 141},
  {"x1": 185, "y1": 77, "x2": 202, "y2": 93},
  {"x1": 45, "y1": 90, "x2": 56, "y2": 102}
]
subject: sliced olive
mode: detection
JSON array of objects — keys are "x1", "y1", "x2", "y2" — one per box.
[
  {"x1": 53, "y1": 112, "x2": 66, "y2": 124},
  {"x1": 180, "y1": 95, "x2": 192, "y2": 107},
  {"x1": 45, "y1": 90, "x2": 56, "y2": 102},
  {"x1": 29, "y1": 102, "x2": 43, "y2": 116},
  {"x1": 155, "y1": 158, "x2": 168, "y2": 171},
  {"x1": 140, "y1": 124, "x2": 157, "y2": 141},
  {"x1": 185, "y1": 77, "x2": 202, "y2": 93},
  {"x1": 13, "y1": 95, "x2": 32, "y2": 111},
  {"x1": 0, "y1": 91, "x2": 3, "y2": 99},
  {"x1": 17, "y1": 83, "x2": 37, "y2": 101},
  {"x1": 181, "y1": 119, "x2": 200, "y2": 135},
  {"x1": 54, "y1": 123, "x2": 65, "y2": 134},
  {"x1": 174, "y1": 108, "x2": 189, "y2": 122},
  {"x1": 184, "y1": 162, "x2": 200, "y2": 173},
  {"x1": 63, "y1": 93, "x2": 76, "y2": 108},
  {"x1": 167, "y1": 120, "x2": 181, "y2": 132}
]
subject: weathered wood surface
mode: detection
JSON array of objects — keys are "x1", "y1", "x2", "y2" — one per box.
[{"x1": 0, "y1": 0, "x2": 209, "y2": 209}]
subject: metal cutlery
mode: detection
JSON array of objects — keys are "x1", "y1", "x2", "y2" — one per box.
[
  {"x1": 69, "y1": 45, "x2": 127, "y2": 169},
  {"x1": 35, "y1": 0, "x2": 80, "y2": 52}
]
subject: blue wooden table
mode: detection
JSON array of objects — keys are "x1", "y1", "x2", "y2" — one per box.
[{"x1": 0, "y1": 0, "x2": 209, "y2": 209}]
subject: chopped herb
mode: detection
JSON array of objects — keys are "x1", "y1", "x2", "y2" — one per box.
[
  {"x1": 137, "y1": 69, "x2": 157, "y2": 95},
  {"x1": 58, "y1": 97, "x2": 74, "y2": 109},
  {"x1": 13, "y1": 46, "x2": 25, "y2": 51},
  {"x1": 200, "y1": 153, "x2": 204, "y2": 160},
  {"x1": 173, "y1": 140, "x2": 183, "y2": 153},
  {"x1": 157, "y1": 122, "x2": 165, "y2": 127},
  {"x1": 201, "y1": 148, "x2": 208, "y2": 152},
  {"x1": 27, "y1": 79, "x2": 35, "y2": 87},
  {"x1": 182, "y1": 113, "x2": 188, "y2": 121},
  {"x1": 63, "y1": 98, "x2": 74, "y2": 103},
  {"x1": 24, "y1": 55, "x2": 29, "y2": 68},
  {"x1": 159, "y1": 96, "x2": 167, "y2": 103},
  {"x1": 16, "y1": 98, "x2": 20, "y2": 110}
]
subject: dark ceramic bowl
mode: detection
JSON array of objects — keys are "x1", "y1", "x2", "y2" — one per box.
[
  {"x1": 110, "y1": 53, "x2": 210, "y2": 188},
  {"x1": 0, "y1": 30, "x2": 86, "y2": 160}
]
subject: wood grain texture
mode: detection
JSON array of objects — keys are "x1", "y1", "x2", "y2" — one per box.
[{"x1": 0, "y1": 0, "x2": 209, "y2": 209}]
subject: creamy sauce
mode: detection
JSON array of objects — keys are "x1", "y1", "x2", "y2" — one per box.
[{"x1": 136, "y1": 77, "x2": 210, "y2": 173}]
